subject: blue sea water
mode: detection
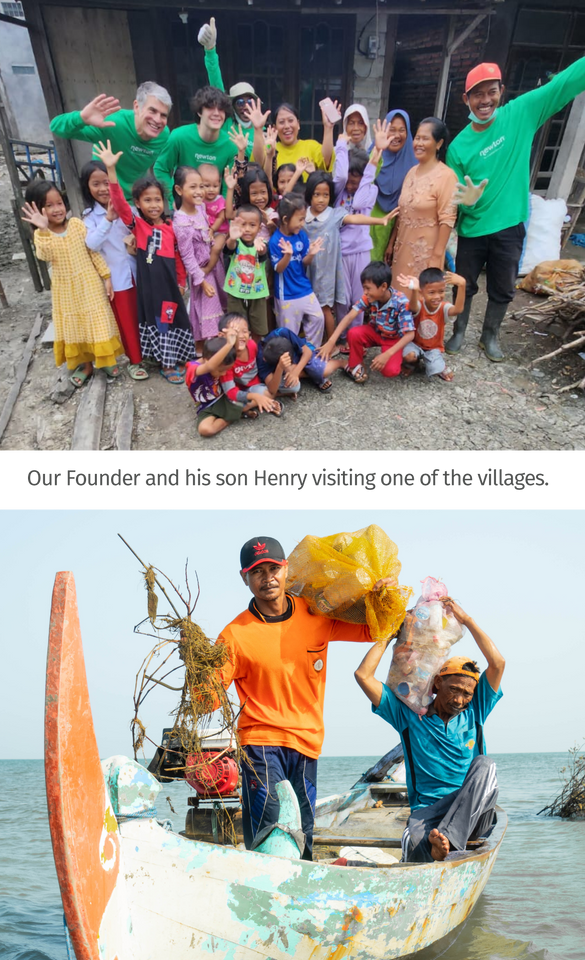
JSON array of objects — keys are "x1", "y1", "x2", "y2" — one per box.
[{"x1": 1, "y1": 753, "x2": 583, "y2": 960}]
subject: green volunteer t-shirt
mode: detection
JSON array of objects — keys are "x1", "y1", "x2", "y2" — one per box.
[
  {"x1": 50, "y1": 108, "x2": 169, "y2": 201},
  {"x1": 224, "y1": 240, "x2": 268, "y2": 299},
  {"x1": 446, "y1": 57, "x2": 585, "y2": 238},
  {"x1": 203, "y1": 47, "x2": 255, "y2": 154},
  {"x1": 153, "y1": 123, "x2": 239, "y2": 206}
]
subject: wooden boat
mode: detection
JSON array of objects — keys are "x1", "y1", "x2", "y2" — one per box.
[{"x1": 45, "y1": 572, "x2": 507, "y2": 960}]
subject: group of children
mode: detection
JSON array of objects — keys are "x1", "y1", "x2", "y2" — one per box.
[{"x1": 22, "y1": 123, "x2": 466, "y2": 436}]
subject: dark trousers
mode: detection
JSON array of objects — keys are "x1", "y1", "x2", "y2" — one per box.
[
  {"x1": 456, "y1": 223, "x2": 526, "y2": 305},
  {"x1": 402, "y1": 755, "x2": 498, "y2": 863},
  {"x1": 240, "y1": 745, "x2": 317, "y2": 860}
]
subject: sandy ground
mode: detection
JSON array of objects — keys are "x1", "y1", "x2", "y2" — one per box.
[{"x1": 1, "y1": 158, "x2": 584, "y2": 452}]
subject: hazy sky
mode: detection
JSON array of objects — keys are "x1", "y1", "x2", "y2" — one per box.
[{"x1": 1, "y1": 510, "x2": 583, "y2": 760}]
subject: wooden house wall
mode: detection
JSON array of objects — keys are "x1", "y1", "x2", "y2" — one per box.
[{"x1": 41, "y1": 5, "x2": 136, "y2": 168}]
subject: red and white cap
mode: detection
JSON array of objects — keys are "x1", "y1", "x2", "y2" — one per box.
[{"x1": 465, "y1": 63, "x2": 502, "y2": 94}]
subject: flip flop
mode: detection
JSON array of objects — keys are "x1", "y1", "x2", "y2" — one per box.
[
  {"x1": 70, "y1": 365, "x2": 93, "y2": 388},
  {"x1": 127, "y1": 364, "x2": 149, "y2": 381},
  {"x1": 268, "y1": 400, "x2": 284, "y2": 417},
  {"x1": 160, "y1": 368, "x2": 184, "y2": 384},
  {"x1": 344, "y1": 364, "x2": 368, "y2": 384},
  {"x1": 317, "y1": 378, "x2": 332, "y2": 393}
]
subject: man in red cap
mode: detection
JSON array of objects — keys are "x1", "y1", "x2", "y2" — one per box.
[
  {"x1": 446, "y1": 56, "x2": 585, "y2": 361},
  {"x1": 217, "y1": 536, "x2": 393, "y2": 859},
  {"x1": 355, "y1": 598, "x2": 505, "y2": 862}
]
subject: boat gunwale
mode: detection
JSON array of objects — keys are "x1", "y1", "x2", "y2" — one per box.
[{"x1": 172, "y1": 796, "x2": 507, "y2": 875}]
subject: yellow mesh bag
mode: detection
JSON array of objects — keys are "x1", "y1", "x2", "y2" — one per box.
[{"x1": 286, "y1": 525, "x2": 412, "y2": 640}]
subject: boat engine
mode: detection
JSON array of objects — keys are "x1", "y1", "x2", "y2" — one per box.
[{"x1": 186, "y1": 751, "x2": 239, "y2": 797}]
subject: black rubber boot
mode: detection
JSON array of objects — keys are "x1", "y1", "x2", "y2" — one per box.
[
  {"x1": 445, "y1": 298, "x2": 472, "y2": 355},
  {"x1": 479, "y1": 300, "x2": 508, "y2": 362}
]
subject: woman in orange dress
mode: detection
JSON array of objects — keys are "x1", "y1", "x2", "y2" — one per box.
[{"x1": 388, "y1": 118, "x2": 457, "y2": 295}]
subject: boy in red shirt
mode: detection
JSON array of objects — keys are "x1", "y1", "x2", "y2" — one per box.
[
  {"x1": 218, "y1": 313, "x2": 283, "y2": 417},
  {"x1": 398, "y1": 268, "x2": 466, "y2": 381}
]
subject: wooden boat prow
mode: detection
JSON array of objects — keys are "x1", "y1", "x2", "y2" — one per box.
[
  {"x1": 45, "y1": 572, "x2": 507, "y2": 960},
  {"x1": 45, "y1": 572, "x2": 135, "y2": 960}
]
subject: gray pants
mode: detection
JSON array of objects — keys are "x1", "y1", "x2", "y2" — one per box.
[{"x1": 402, "y1": 756, "x2": 498, "y2": 863}]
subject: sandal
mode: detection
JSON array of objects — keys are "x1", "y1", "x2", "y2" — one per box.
[
  {"x1": 70, "y1": 364, "x2": 93, "y2": 388},
  {"x1": 242, "y1": 408, "x2": 259, "y2": 420},
  {"x1": 268, "y1": 400, "x2": 284, "y2": 417},
  {"x1": 127, "y1": 363, "x2": 149, "y2": 381},
  {"x1": 344, "y1": 364, "x2": 368, "y2": 384},
  {"x1": 338, "y1": 343, "x2": 350, "y2": 355},
  {"x1": 160, "y1": 367, "x2": 184, "y2": 384},
  {"x1": 317, "y1": 378, "x2": 332, "y2": 393},
  {"x1": 102, "y1": 365, "x2": 121, "y2": 379}
]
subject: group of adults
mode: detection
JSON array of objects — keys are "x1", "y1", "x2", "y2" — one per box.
[{"x1": 50, "y1": 25, "x2": 585, "y2": 363}]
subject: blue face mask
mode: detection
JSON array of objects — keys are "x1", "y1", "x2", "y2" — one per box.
[{"x1": 468, "y1": 108, "x2": 498, "y2": 124}]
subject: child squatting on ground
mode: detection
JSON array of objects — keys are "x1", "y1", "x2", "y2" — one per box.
[
  {"x1": 217, "y1": 312, "x2": 283, "y2": 417},
  {"x1": 258, "y1": 327, "x2": 347, "y2": 395},
  {"x1": 318, "y1": 261, "x2": 415, "y2": 383},
  {"x1": 398, "y1": 268, "x2": 467, "y2": 381},
  {"x1": 186, "y1": 327, "x2": 281, "y2": 437}
]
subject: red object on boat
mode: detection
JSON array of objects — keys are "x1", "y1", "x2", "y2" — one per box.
[{"x1": 185, "y1": 752, "x2": 239, "y2": 797}]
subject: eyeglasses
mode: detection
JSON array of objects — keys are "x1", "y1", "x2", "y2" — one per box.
[{"x1": 234, "y1": 96, "x2": 255, "y2": 107}]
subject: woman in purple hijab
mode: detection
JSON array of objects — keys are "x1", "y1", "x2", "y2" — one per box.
[{"x1": 370, "y1": 109, "x2": 417, "y2": 262}]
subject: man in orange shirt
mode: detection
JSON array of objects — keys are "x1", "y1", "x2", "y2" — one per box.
[{"x1": 219, "y1": 536, "x2": 390, "y2": 860}]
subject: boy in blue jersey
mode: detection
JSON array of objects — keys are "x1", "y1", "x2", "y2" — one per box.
[
  {"x1": 258, "y1": 327, "x2": 346, "y2": 395},
  {"x1": 355, "y1": 598, "x2": 505, "y2": 862}
]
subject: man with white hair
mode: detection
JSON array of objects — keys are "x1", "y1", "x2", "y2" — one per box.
[{"x1": 50, "y1": 81, "x2": 172, "y2": 200}]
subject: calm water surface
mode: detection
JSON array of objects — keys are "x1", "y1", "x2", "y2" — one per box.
[{"x1": 1, "y1": 753, "x2": 583, "y2": 960}]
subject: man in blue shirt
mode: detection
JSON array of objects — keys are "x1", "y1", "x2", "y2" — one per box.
[{"x1": 355, "y1": 598, "x2": 505, "y2": 862}]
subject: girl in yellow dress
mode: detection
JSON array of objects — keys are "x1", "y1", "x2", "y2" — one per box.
[{"x1": 22, "y1": 181, "x2": 123, "y2": 387}]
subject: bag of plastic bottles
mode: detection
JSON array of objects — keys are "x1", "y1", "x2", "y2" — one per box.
[
  {"x1": 285, "y1": 525, "x2": 412, "y2": 640},
  {"x1": 386, "y1": 577, "x2": 465, "y2": 715}
]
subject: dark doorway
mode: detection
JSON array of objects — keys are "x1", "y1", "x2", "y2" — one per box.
[
  {"x1": 158, "y1": 10, "x2": 354, "y2": 135},
  {"x1": 505, "y1": 6, "x2": 585, "y2": 191}
]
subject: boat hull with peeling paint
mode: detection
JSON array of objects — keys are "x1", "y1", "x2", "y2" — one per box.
[{"x1": 45, "y1": 572, "x2": 506, "y2": 960}]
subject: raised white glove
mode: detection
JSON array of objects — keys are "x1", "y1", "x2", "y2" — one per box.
[
  {"x1": 197, "y1": 17, "x2": 217, "y2": 50},
  {"x1": 453, "y1": 175, "x2": 489, "y2": 206}
]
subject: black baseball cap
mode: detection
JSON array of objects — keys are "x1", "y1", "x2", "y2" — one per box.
[{"x1": 240, "y1": 537, "x2": 287, "y2": 574}]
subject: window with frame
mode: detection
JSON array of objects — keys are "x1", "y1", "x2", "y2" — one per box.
[{"x1": 1, "y1": 2, "x2": 24, "y2": 18}]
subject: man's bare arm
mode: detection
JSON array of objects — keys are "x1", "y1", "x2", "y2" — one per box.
[
  {"x1": 442, "y1": 599, "x2": 505, "y2": 692},
  {"x1": 354, "y1": 639, "x2": 391, "y2": 707}
]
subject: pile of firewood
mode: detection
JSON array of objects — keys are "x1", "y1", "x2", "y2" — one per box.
[{"x1": 512, "y1": 285, "x2": 585, "y2": 393}]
